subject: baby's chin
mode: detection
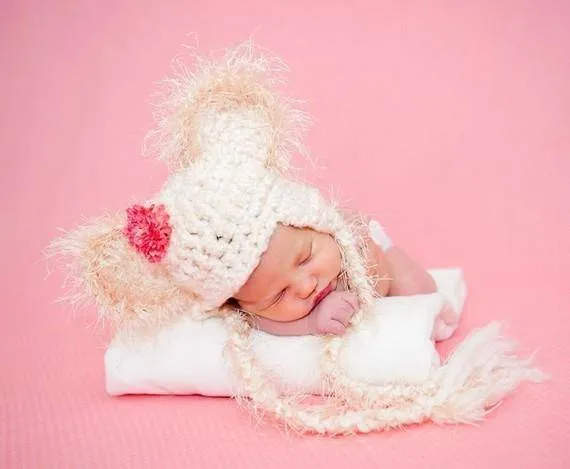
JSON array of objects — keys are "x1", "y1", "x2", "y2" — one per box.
[{"x1": 258, "y1": 309, "x2": 311, "y2": 323}]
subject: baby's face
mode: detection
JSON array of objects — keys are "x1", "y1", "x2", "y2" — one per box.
[{"x1": 234, "y1": 224, "x2": 342, "y2": 322}]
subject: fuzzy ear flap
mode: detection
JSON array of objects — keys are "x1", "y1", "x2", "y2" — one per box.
[{"x1": 49, "y1": 213, "x2": 200, "y2": 340}]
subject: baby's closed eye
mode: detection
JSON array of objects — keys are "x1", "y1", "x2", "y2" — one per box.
[{"x1": 266, "y1": 289, "x2": 286, "y2": 310}]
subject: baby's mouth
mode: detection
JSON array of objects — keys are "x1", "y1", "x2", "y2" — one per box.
[{"x1": 312, "y1": 282, "x2": 333, "y2": 309}]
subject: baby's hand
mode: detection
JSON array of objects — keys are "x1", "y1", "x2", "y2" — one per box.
[{"x1": 308, "y1": 291, "x2": 359, "y2": 335}]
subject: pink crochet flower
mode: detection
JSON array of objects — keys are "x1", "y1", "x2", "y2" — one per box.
[{"x1": 124, "y1": 204, "x2": 172, "y2": 263}]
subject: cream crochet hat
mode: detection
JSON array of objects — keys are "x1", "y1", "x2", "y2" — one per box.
[
  {"x1": 51, "y1": 40, "x2": 374, "y2": 337},
  {"x1": 51, "y1": 40, "x2": 545, "y2": 435}
]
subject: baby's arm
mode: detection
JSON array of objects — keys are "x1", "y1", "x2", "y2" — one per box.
[{"x1": 251, "y1": 290, "x2": 359, "y2": 336}]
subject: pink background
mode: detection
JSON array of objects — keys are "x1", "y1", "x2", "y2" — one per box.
[{"x1": 2, "y1": 0, "x2": 569, "y2": 467}]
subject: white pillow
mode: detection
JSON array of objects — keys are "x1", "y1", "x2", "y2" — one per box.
[{"x1": 105, "y1": 268, "x2": 466, "y2": 397}]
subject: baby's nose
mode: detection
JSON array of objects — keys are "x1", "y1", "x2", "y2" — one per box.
[{"x1": 294, "y1": 274, "x2": 317, "y2": 300}]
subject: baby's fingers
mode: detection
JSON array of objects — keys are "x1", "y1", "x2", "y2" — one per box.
[
  {"x1": 342, "y1": 295, "x2": 359, "y2": 311},
  {"x1": 331, "y1": 305, "x2": 356, "y2": 326},
  {"x1": 323, "y1": 319, "x2": 347, "y2": 335}
]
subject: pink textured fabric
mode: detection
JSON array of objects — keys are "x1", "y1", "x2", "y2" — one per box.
[{"x1": 2, "y1": 1, "x2": 569, "y2": 467}]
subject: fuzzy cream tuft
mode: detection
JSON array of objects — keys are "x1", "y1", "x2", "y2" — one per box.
[{"x1": 143, "y1": 40, "x2": 311, "y2": 173}]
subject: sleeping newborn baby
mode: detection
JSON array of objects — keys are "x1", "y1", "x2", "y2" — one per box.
[{"x1": 232, "y1": 211, "x2": 436, "y2": 336}]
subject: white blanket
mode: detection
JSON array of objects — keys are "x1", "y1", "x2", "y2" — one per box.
[{"x1": 105, "y1": 268, "x2": 466, "y2": 397}]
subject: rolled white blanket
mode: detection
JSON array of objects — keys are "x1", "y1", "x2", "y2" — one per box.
[{"x1": 105, "y1": 268, "x2": 466, "y2": 397}]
